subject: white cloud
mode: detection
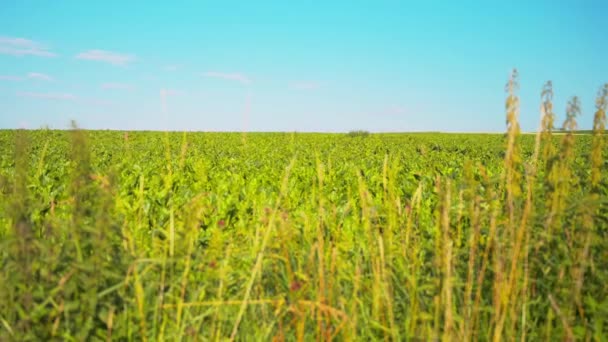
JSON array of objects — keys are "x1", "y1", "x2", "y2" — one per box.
[
  {"x1": 0, "y1": 75, "x2": 24, "y2": 81},
  {"x1": 101, "y1": 82, "x2": 133, "y2": 90},
  {"x1": 75, "y1": 50, "x2": 135, "y2": 65},
  {"x1": 290, "y1": 81, "x2": 320, "y2": 90},
  {"x1": 17, "y1": 91, "x2": 76, "y2": 100},
  {"x1": 27, "y1": 72, "x2": 53, "y2": 81},
  {"x1": 202, "y1": 71, "x2": 251, "y2": 85},
  {"x1": 1, "y1": 73, "x2": 53, "y2": 81},
  {"x1": 0, "y1": 36, "x2": 57, "y2": 57}
]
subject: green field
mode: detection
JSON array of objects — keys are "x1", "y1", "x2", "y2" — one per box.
[{"x1": 1, "y1": 86, "x2": 608, "y2": 340}]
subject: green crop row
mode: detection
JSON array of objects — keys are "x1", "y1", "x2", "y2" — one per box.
[{"x1": 0, "y1": 74, "x2": 607, "y2": 340}]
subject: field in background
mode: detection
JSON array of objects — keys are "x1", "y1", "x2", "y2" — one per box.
[{"x1": 1, "y1": 77, "x2": 607, "y2": 340}]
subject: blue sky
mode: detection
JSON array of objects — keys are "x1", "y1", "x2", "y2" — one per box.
[{"x1": 0, "y1": 1, "x2": 606, "y2": 132}]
